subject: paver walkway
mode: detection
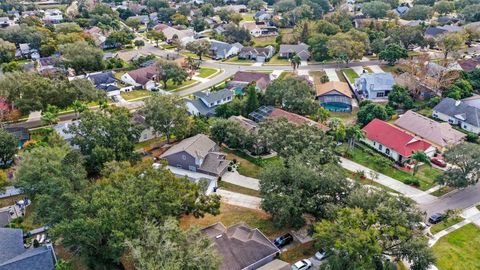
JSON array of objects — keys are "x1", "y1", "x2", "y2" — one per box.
[
  {"x1": 367, "y1": 65, "x2": 384, "y2": 73},
  {"x1": 324, "y1": 68, "x2": 339, "y2": 82},
  {"x1": 223, "y1": 172, "x2": 260, "y2": 190},
  {"x1": 339, "y1": 157, "x2": 436, "y2": 204},
  {"x1": 216, "y1": 189, "x2": 261, "y2": 209}
]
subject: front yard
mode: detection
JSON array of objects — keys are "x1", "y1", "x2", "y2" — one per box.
[
  {"x1": 342, "y1": 68, "x2": 359, "y2": 84},
  {"x1": 197, "y1": 67, "x2": 218, "y2": 78},
  {"x1": 432, "y1": 224, "x2": 480, "y2": 270},
  {"x1": 430, "y1": 217, "x2": 465, "y2": 235},
  {"x1": 265, "y1": 55, "x2": 291, "y2": 65},
  {"x1": 120, "y1": 90, "x2": 152, "y2": 100},
  {"x1": 221, "y1": 147, "x2": 282, "y2": 179}
]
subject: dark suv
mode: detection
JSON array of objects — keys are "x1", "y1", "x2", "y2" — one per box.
[
  {"x1": 273, "y1": 233, "x2": 293, "y2": 248},
  {"x1": 428, "y1": 213, "x2": 445, "y2": 224}
]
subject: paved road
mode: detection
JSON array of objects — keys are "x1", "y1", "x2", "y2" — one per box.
[{"x1": 420, "y1": 184, "x2": 480, "y2": 217}]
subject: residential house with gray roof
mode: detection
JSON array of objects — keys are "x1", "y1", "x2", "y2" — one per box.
[
  {"x1": 0, "y1": 228, "x2": 56, "y2": 270},
  {"x1": 185, "y1": 89, "x2": 235, "y2": 116},
  {"x1": 238, "y1": 46, "x2": 275, "y2": 62},
  {"x1": 201, "y1": 222, "x2": 280, "y2": 270},
  {"x1": 433, "y1": 97, "x2": 480, "y2": 134},
  {"x1": 354, "y1": 72, "x2": 395, "y2": 99},
  {"x1": 160, "y1": 134, "x2": 229, "y2": 177},
  {"x1": 278, "y1": 43, "x2": 310, "y2": 61},
  {"x1": 210, "y1": 40, "x2": 243, "y2": 60}
]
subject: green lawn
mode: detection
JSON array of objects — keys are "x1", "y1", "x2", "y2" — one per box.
[
  {"x1": 222, "y1": 147, "x2": 282, "y2": 179},
  {"x1": 338, "y1": 144, "x2": 442, "y2": 191},
  {"x1": 134, "y1": 136, "x2": 166, "y2": 150},
  {"x1": 265, "y1": 55, "x2": 290, "y2": 65},
  {"x1": 279, "y1": 242, "x2": 316, "y2": 263},
  {"x1": 218, "y1": 181, "x2": 261, "y2": 197},
  {"x1": 252, "y1": 36, "x2": 277, "y2": 47},
  {"x1": 335, "y1": 70, "x2": 347, "y2": 83},
  {"x1": 432, "y1": 224, "x2": 480, "y2": 270},
  {"x1": 242, "y1": 14, "x2": 254, "y2": 21},
  {"x1": 431, "y1": 217, "x2": 464, "y2": 235},
  {"x1": 120, "y1": 90, "x2": 152, "y2": 100},
  {"x1": 431, "y1": 186, "x2": 454, "y2": 197},
  {"x1": 342, "y1": 68, "x2": 359, "y2": 84},
  {"x1": 166, "y1": 79, "x2": 198, "y2": 91},
  {"x1": 224, "y1": 56, "x2": 255, "y2": 65},
  {"x1": 197, "y1": 67, "x2": 218, "y2": 78}
]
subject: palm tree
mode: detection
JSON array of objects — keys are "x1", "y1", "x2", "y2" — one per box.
[
  {"x1": 72, "y1": 100, "x2": 88, "y2": 120},
  {"x1": 291, "y1": 54, "x2": 301, "y2": 70},
  {"x1": 345, "y1": 125, "x2": 364, "y2": 153},
  {"x1": 410, "y1": 151, "x2": 431, "y2": 176},
  {"x1": 41, "y1": 104, "x2": 59, "y2": 127}
]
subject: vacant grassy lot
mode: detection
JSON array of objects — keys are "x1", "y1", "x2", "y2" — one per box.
[
  {"x1": 180, "y1": 203, "x2": 286, "y2": 238},
  {"x1": 253, "y1": 36, "x2": 277, "y2": 47},
  {"x1": 197, "y1": 67, "x2": 218, "y2": 78},
  {"x1": 432, "y1": 224, "x2": 480, "y2": 270},
  {"x1": 120, "y1": 90, "x2": 151, "y2": 100},
  {"x1": 431, "y1": 217, "x2": 465, "y2": 235}
]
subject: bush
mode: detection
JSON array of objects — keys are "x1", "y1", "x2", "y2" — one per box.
[
  {"x1": 466, "y1": 133, "x2": 479, "y2": 143},
  {"x1": 404, "y1": 178, "x2": 420, "y2": 186}
]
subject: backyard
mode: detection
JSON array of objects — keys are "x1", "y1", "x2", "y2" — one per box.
[
  {"x1": 221, "y1": 147, "x2": 282, "y2": 179},
  {"x1": 252, "y1": 36, "x2": 277, "y2": 47},
  {"x1": 432, "y1": 224, "x2": 480, "y2": 270}
]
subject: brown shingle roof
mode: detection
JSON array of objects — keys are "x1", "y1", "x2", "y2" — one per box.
[
  {"x1": 315, "y1": 81, "x2": 352, "y2": 98},
  {"x1": 126, "y1": 64, "x2": 157, "y2": 85},
  {"x1": 269, "y1": 108, "x2": 329, "y2": 131},
  {"x1": 232, "y1": 71, "x2": 270, "y2": 84}
]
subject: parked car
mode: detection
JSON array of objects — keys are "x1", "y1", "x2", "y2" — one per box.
[
  {"x1": 273, "y1": 233, "x2": 293, "y2": 248},
  {"x1": 431, "y1": 158, "x2": 447, "y2": 168},
  {"x1": 291, "y1": 259, "x2": 312, "y2": 270},
  {"x1": 428, "y1": 213, "x2": 445, "y2": 224},
  {"x1": 314, "y1": 250, "x2": 328, "y2": 261}
]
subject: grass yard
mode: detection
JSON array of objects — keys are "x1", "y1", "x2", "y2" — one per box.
[
  {"x1": 0, "y1": 195, "x2": 24, "y2": 208},
  {"x1": 166, "y1": 79, "x2": 198, "y2": 91},
  {"x1": 253, "y1": 36, "x2": 277, "y2": 47},
  {"x1": 222, "y1": 147, "x2": 282, "y2": 178},
  {"x1": 432, "y1": 223, "x2": 480, "y2": 270},
  {"x1": 338, "y1": 144, "x2": 442, "y2": 191},
  {"x1": 134, "y1": 136, "x2": 166, "y2": 150},
  {"x1": 430, "y1": 217, "x2": 465, "y2": 235},
  {"x1": 242, "y1": 14, "x2": 254, "y2": 21},
  {"x1": 279, "y1": 242, "x2": 316, "y2": 263},
  {"x1": 120, "y1": 90, "x2": 152, "y2": 100},
  {"x1": 329, "y1": 108, "x2": 358, "y2": 126},
  {"x1": 335, "y1": 70, "x2": 347, "y2": 83},
  {"x1": 265, "y1": 55, "x2": 290, "y2": 65},
  {"x1": 224, "y1": 56, "x2": 255, "y2": 65},
  {"x1": 197, "y1": 67, "x2": 218, "y2": 78},
  {"x1": 342, "y1": 68, "x2": 359, "y2": 84},
  {"x1": 431, "y1": 186, "x2": 454, "y2": 197},
  {"x1": 218, "y1": 181, "x2": 261, "y2": 197},
  {"x1": 179, "y1": 203, "x2": 287, "y2": 238}
]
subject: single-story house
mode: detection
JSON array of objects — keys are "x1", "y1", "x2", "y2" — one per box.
[
  {"x1": 214, "y1": 4, "x2": 248, "y2": 13},
  {"x1": 362, "y1": 118, "x2": 436, "y2": 163},
  {"x1": 185, "y1": 89, "x2": 235, "y2": 116},
  {"x1": 458, "y1": 57, "x2": 480, "y2": 72},
  {"x1": 210, "y1": 40, "x2": 243, "y2": 60},
  {"x1": 0, "y1": 228, "x2": 56, "y2": 270},
  {"x1": 354, "y1": 72, "x2": 395, "y2": 99},
  {"x1": 43, "y1": 9, "x2": 63, "y2": 24},
  {"x1": 432, "y1": 97, "x2": 480, "y2": 134},
  {"x1": 394, "y1": 110, "x2": 466, "y2": 151},
  {"x1": 462, "y1": 95, "x2": 480, "y2": 109},
  {"x1": 0, "y1": 17, "x2": 13, "y2": 28},
  {"x1": 238, "y1": 46, "x2": 275, "y2": 62},
  {"x1": 160, "y1": 134, "x2": 229, "y2": 177},
  {"x1": 131, "y1": 112, "x2": 160, "y2": 143},
  {"x1": 278, "y1": 43, "x2": 310, "y2": 61},
  {"x1": 230, "y1": 71, "x2": 271, "y2": 92},
  {"x1": 393, "y1": 5, "x2": 409, "y2": 16},
  {"x1": 254, "y1": 10, "x2": 271, "y2": 22},
  {"x1": 201, "y1": 222, "x2": 280, "y2": 270},
  {"x1": 129, "y1": 15, "x2": 150, "y2": 25},
  {"x1": 0, "y1": 208, "x2": 12, "y2": 227},
  {"x1": 240, "y1": 21, "x2": 277, "y2": 37},
  {"x1": 121, "y1": 64, "x2": 158, "y2": 90},
  {"x1": 229, "y1": 115, "x2": 258, "y2": 133},
  {"x1": 161, "y1": 26, "x2": 195, "y2": 43},
  {"x1": 86, "y1": 71, "x2": 119, "y2": 92},
  {"x1": 315, "y1": 81, "x2": 353, "y2": 112},
  {"x1": 249, "y1": 106, "x2": 328, "y2": 131}
]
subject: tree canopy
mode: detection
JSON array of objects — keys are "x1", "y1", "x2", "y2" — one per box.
[
  {"x1": 264, "y1": 77, "x2": 318, "y2": 115},
  {"x1": 436, "y1": 143, "x2": 480, "y2": 188},
  {"x1": 0, "y1": 128, "x2": 17, "y2": 168}
]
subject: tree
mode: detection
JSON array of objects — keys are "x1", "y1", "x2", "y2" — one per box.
[
  {"x1": 53, "y1": 161, "x2": 220, "y2": 268},
  {"x1": 125, "y1": 17, "x2": 141, "y2": 31},
  {"x1": 444, "y1": 79, "x2": 473, "y2": 99},
  {"x1": 345, "y1": 125, "x2": 364, "y2": 153},
  {"x1": 59, "y1": 41, "x2": 104, "y2": 73},
  {"x1": 434, "y1": 1, "x2": 454, "y2": 15},
  {"x1": 388, "y1": 85, "x2": 414, "y2": 109},
  {"x1": 264, "y1": 77, "x2": 318, "y2": 115},
  {"x1": 248, "y1": 0, "x2": 265, "y2": 10},
  {"x1": 410, "y1": 151, "x2": 431, "y2": 176},
  {"x1": 461, "y1": 4, "x2": 480, "y2": 22},
  {"x1": 274, "y1": 0, "x2": 296, "y2": 12},
  {"x1": 363, "y1": 1, "x2": 391, "y2": 18},
  {"x1": 0, "y1": 128, "x2": 17, "y2": 168},
  {"x1": 105, "y1": 31, "x2": 135, "y2": 48},
  {"x1": 357, "y1": 103, "x2": 388, "y2": 126},
  {"x1": 314, "y1": 187, "x2": 435, "y2": 270},
  {"x1": 230, "y1": 13, "x2": 243, "y2": 25},
  {"x1": 143, "y1": 94, "x2": 189, "y2": 144},
  {"x1": 215, "y1": 97, "x2": 246, "y2": 118},
  {"x1": 156, "y1": 60, "x2": 188, "y2": 89},
  {"x1": 0, "y1": 38, "x2": 16, "y2": 63},
  {"x1": 290, "y1": 54, "x2": 301, "y2": 70},
  {"x1": 134, "y1": 39, "x2": 145, "y2": 48},
  {"x1": 327, "y1": 32, "x2": 366, "y2": 63},
  {"x1": 186, "y1": 39, "x2": 211, "y2": 60},
  {"x1": 72, "y1": 100, "x2": 87, "y2": 120},
  {"x1": 436, "y1": 143, "x2": 480, "y2": 188},
  {"x1": 223, "y1": 23, "x2": 251, "y2": 44},
  {"x1": 191, "y1": 16, "x2": 207, "y2": 32},
  {"x1": 126, "y1": 218, "x2": 221, "y2": 270},
  {"x1": 379, "y1": 43, "x2": 408, "y2": 65},
  {"x1": 146, "y1": 31, "x2": 165, "y2": 47},
  {"x1": 67, "y1": 108, "x2": 141, "y2": 175},
  {"x1": 245, "y1": 85, "x2": 259, "y2": 114},
  {"x1": 402, "y1": 5, "x2": 433, "y2": 20},
  {"x1": 171, "y1": 13, "x2": 188, "y2": 25},
  {"x1": 438, "y1": 32, "x2": 466, "y2": 59},
  {"x1": 388, "y1": 26, "x2": 425, "y2": 49},
  {"x1": 308, "y1": 33, "x2": 330, "y2": 61},
  {"x1": 41, "y1": 104, "x2": 60, "y2": 127},
  {"x1": 2, "y1": 61, "x2": 22, "y2": 73},
  {"x1": 210, "y1": 118, "x2": 251, "y2": 149}
]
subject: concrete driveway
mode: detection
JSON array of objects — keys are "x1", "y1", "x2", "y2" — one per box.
[
  {"x1": 324, "y1": 68, "x2": 339, "y2": 82},
  {"x1": 216, "y1": 189, "x2": 261, "y2": 209},
  {"x1": 223, "y1": 172, "x2": 260, "y2": 190}
]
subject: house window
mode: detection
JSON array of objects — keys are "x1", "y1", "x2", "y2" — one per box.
[
  {"x1": 386, "y1": 148, "x2": 390, "y2": 155},
  {"x1": 379, "y1": 145, "x2": 383, "y2": 150},
  {"x1": 373, "y1": 142, "x2": 376, "y2": 146},
  {"x1": 210, "y1": 103, "x2": 214, "y2": 106},
  {"x1": 376, "y1": 92, "x2": 385, "y2": 98},
  {"x1": 182, "y1": 155, "x2": 186, "y2": 160}
]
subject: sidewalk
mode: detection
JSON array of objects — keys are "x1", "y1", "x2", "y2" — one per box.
[
  {"x1": 223, "y1": 172, "x2": 260, "y2": 190},
  {"x1": 216, "y1": 189, "x2": 261, "y2": 209},
  {"x1": 339, "y1": 157, "x2": 437, "y2": 204}
]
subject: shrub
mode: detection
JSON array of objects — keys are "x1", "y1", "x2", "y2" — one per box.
[
  {"x1": 405, "y1": 178, "x2": 420, "y2": 186},
  {"x1": 466, "y1": 133, "x2": 479, "y2": 143}
]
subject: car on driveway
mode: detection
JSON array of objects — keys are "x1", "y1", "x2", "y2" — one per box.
[
  {"x1": 291, "y1": 259, "x2": 312, "y2": 270},
  {"x1": 314, "y1": 250, "x2": 328, "y2": 261},
  {"x1": 431, "y1": 158, "x2": 447, "y2": 168},
  {"x1": 273, "y1": 233, "x2": 293, "y2": 248},
  {"x1": 428, "y1": 213, "x2": 445, "y2": 224}
]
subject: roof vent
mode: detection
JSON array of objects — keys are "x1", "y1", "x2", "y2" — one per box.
[{"x1": 216, "y1": 235, "x2": 223, "y2": 239}]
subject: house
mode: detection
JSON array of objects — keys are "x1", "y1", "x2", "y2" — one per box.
[
  {"x1": 0, "y1": 17, "x2": 13, "y2": 28},
  {"x1": 0, "y1": 209, "x2": 12, "y2": 227},
  {"x1": 229, "y1": 115, "x2": 258, "y2": 133},
  {"x1": 458, "y1": 57, "x2": 480, "y2": 72},
  {"x1": 249, "y1": 106, "x2": 328, "y2": 131},
  {"x1": 184, "y1": 89, "x2": 235, "y2": 116},
  {"x1": 394, "y1": 110, "x2": 466, "y2": 151},
  {"x1": 230, "y1": 71, "x2": 271, "y2": 92},
  {"x1": 214, "y1": 4, "x2": 248, "y2": 13},
  {"x1": 278, "y1": 43, "x2": 310, "y2": 61},
  {"x1": 129, "y1": 15, "x2": 149, "y2": 25},
  {"x1": 43, "y1": 9, "x2": 63, "y2": 24},
  {"x1": 210, "y1": 40, "x2": 243, "y2": 60},
  {"x1": 0, "y1": 228, "x2": 56, "y2": 270},
  {"x1": 36, "y1": 56, "x2": 61, "y2": 75},
  {"x1": 432, "y1": 97, "x2": 480, "y2": 134},
  {"x1": 5, "y1": 127, "x2": 30, "y2": 148},
  {"x1": 160, "y1": 134, "x2": 230, "y2": 177},
  {"x1": 362, "y1": 119, "x2": 436, "y2": 163},
  {"x1": 254, "y1": 10, "x2": 271, "y2": 22},
  {"x1": 53, "y1": 121, "x2": 77, "y2": 145},
  {"x1": 354, "y1": 72, "x2": 395, "y2": 99},
  {"x1": 393, "y1": 5, "x2": 409, "y2": 16},
  {"x1": 424, "y1": 27, "x2": 447, "y2": 38},
  {"x1": 201, "y1": 222, "x2": 280, "y2": 270},
  {"x1": 84, "y1": 27, "x2": 110, "y2": 49},
  {"x1": 315, "y1": 81, "x2": 353, "y2": 112},
  {"x1": 86, "y1": 71, "x2": 119, "y2": 92},
  {"x1": 121, "y1": 64, "x2": 158, "y2": 90},
  {"x1": 16, "y1": 43, "x2": 32, "y2": 57},
  {"x1": 462, "y1": 95, "x2": 480, "y2": 109},
  {"x1": 131, "y1": 112, "x2": 160, "y2": 143},
  {"x1": 238, "y1": 46, "x2": 275, "y2": 62},
  {"x1": 160, "y1": 26, "x2": 195, "y2": 43},
  {"x1": 240, "y1": 21, "x2": 277, "y2": 37}
]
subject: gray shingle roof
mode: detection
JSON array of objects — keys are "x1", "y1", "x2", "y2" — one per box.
[
  {"x1": 279, "y1": 43, "x2": 309, "y2": 54},
  {"x1": 160, "y1": 134, "x2": 216, "y2": 160},
  {"x1": 356, "y1": 73, "x2": 395, "y2": 91},
  {"x1": 194, "y1": 89, "x2": 234, "y2": 105},
  {"x1": 433, "y1": 97, "x2": 480, "y2": 128},
  {"x1": 185, "y1": 98, "x2": 216, "y2": 116}
]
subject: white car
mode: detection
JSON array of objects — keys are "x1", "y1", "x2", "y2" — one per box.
[
  {"x1": 291, "y1": 259, "x2": 312, "y2": 270},
  {"x1": 314, "y1": 250, "x2": 327, "y2": 261}
]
